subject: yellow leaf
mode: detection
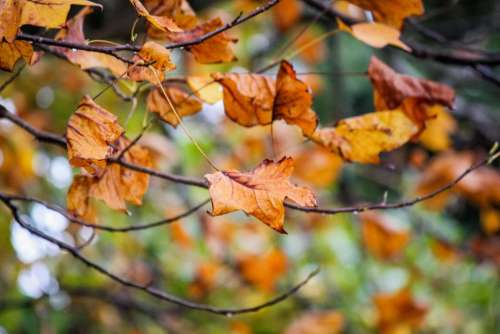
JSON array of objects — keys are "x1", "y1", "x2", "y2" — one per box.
[
  {"x1": 0, "y1": 0, "x2": 22, "y2": 42},
  {"x1": 186, "y1": 75, "x2": 223, "y2": 104},
  {"x1": 338, "y1": 20, "x2": 410, "y2": 51},
  {"x1": 310, "y1": 110, "x2": 418, "y2": 164},
  {"x1": 66, "y1": 95, "x2": 124, "y2": 175},
  {"x1": 419, "y1": 106, "x2": 457, "y2": 151},
  {"x1": 205, "y1": 157, "x2": 317, "y2": 233},
  {"x1": 345, "y1": 0, "x2": 424, "y2": 29},
  {"x1": 146, "y1": 84, "x2": 202, "y2": 127},
  {"x1": 0, "y1": 40, "x2": 33, "y2": 71}
]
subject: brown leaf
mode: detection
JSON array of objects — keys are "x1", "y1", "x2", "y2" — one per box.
[
  {"x1": 167, "y1": 17, "x2": 237, "y2": 64},
  {"x1": 147, "y1": 84, "x2": 203, "y2": 127},
  {"x1": 67, "y1": 174, "x2": 96, "y2": 223},
  {"x1": 128, "y1": 41, "x2": 176, "y2": 83},
  {"x1": 143, "y1": 0, "x2": 197, "y2": 38},
  {"x1": 368, "y1": 56, "x2": 455, "y2": 129},
  {"x1": 55, "y1": 7, "x2": 128, "y2": 77},
  {"x1": 310, "y1": 110, "x2": 418, "y2": 163},
  {"x1": 360, "y1": 212, "x2": 410, "y2": 260},
  {"x1": 0, "y1": 0, "x2": 23, "y2": 42},
  {"x1": 345, "y1": 0, "x2": 424, "y2": 29},
  {"x1": 213, "y1": 61, "x2": 318, "y2": 136},
  {"x1": 274, "y1": 60, "x2": 318, "y2": 136},
  {"x1": 129, "y1": 0, "x2": 182, "y2": 33},
  {"x1": 212, "y1": 72, "x2": 275, "y2": 126},
  {"x1": 374, "y1": 288, "x2": 428, "y2": 334},
  {"x1": 285, "y1": 311, "x2": 344, "y2": 334},
  {"x1": 205, "y1": 157, "x2": 317, "y2": 233},
  {"x1": 66, "y1": 95, "x2": 124, "y2": 175},
  {"x1": 68, "y1": 136, "x2": 152, "y2": 214},
  {"x1": 0, "y1": 40, "x2": 33, "y2": 71}
]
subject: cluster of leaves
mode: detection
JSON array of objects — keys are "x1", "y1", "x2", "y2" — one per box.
[{"x1": 0, "y1": 0, "x2": 500, "y2": 333}]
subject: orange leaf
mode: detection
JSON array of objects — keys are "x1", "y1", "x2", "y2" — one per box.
[
  {"x1": 285, "y1": 311, "x2": 344, "y2": 334},
  {"x1": 129, "y1": 0, "x2": 182, "y2": 33},
  {"x1": 66, "y1": 95, "x2": 124, "y2": 175},
  {"x1": 374, "y1": 288, "x2": 428, "y2": 334},
  {"x1": 167, "y1": 17, "x2": 237, "y2": 64},
  {"x1": 272, "y1": 0, "x2": 302, "y2": 31},
  {"x1": 67, "y1": 174, "x2": 97, "y2": 223},
  {"x1": 146, "y1": 84, "x2": 203, "y2": 127},
  {"x1": 338, "y1": 20, "x2": 410, "y2": 51},
  {"x1": 205, "y1": 157, "x2": 317, "y2": 233},
  {"x1": 418, "y1": 106, "x2": 457, "y2": 151},
  {"x1": 310, "y1": 110, "x2": 418, "y2": 163},
  {"x1": 293, "y1": 146, "x2": 343, "y2": 188},
  {"x1": 345, "y1": 0, "x2": 424, "y2": 29},
  {"x1": 238, "y1": 249, "x2": 287, "y2": 291},
  {"x1": 360, "y1": 212, "x2": 410, "y2": 260},
  {"x1": 275, "y1": 60, "x2": 318, "y2": 136},
  {"x1": 143, "y1": 0, "x2": 197, "y2": 38},
  {"x1": 128, "y1": 41, "x2": 176, "y2": 83},
  {"x1": 0, "y1": 0, "x2": 22, "y2": 42},
  {"x1": 213, "y1": 61, "x2": 318, "y2": 136},
  {"x1": 0, "y1": 40, "x2": 33, "y2": 71}
]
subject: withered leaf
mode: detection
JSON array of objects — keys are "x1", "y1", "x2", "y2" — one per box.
[
  {"x1": 67, "y1": 174, "x2": 96, "y2": 223},
  {"x1": 345, "y1": 0, "x2": 424, "y2": 29},
  {"x1": 144, "y1": 0, "x2": 197, "y2": 38},
  {"x1": 66, "y1": 95, "x2": 124, "y2": 175},
  {"x1": 369, "y1": 56, "x2": 455, "y2": 129},
  {"x1": 129, "y1": 0, "x2": 182, "y2": 33},
  {"x1": 205, "y1": 157, "x2": 317, "y2": 233},
  {"x1": 338, "y1": 20, "x2": 410, "y2": 51},
  {"x1": 213, "y1": 61, "x2": 318, "y2": 136},
  {"x1": 146, "y1": 84, "x2": 202, "y2": 127},
  {"x1": 0, "y1": 0, "x2": 23, "y2": 42},
  {"x1": 55, "y1": 7, "x2": 128, "y2": 77},
  {"x1": 186, "y1": 75, "x2": 222, "y2": 104},
  {"x1": 128, "y1": 41, "x2": 176, "y2": 83},
  {"x1": 0, "y1": 40, "x2": 33, "y2": 71},
  {"x1": 310, "y1": 110, "x2": 418, "y2": 163},
  {"x1": 167, "y1": 17, "x2": 237, "y2": 64}
]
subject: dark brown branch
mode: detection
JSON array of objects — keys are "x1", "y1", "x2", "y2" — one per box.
[
  {"x1": 4, "y1": 193, "x2": 210, "y2": 232},
  {"x1": 0, "y1": 64, "x2": 25, "y2": 93},
  {"x1": 0, "y1": 194, "x2": 318, "y2": 315}
]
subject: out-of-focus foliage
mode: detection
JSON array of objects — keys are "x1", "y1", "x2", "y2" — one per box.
[{"x1": 1, "y1": 0, "x2": 500, "y2": 333}]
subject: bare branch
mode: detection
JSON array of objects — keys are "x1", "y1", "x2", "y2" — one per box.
[
  {"x1": 0, "y1": 194, "x2": 318, "y2": 315},
  {"x1": 0, "y1": 64, "x2": 25, "y2": 93}
]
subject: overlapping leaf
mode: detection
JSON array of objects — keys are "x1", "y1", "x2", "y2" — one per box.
[
  {"x1": 338, "y1": 20, "x2": 410, "y2": 51},
  {"x1": 213, "y1": 60, "x2": 318, "y2": 136},
  {"x1": 310, "y1": 110, "x2": 418, "y2": 163},
  {"x1": 0, "y1": 40, "x2": 33, "y2": 71},
  {"x1": 345, "y1": 0, "x2": 424, "y2": 29},
  {"x1": 147, "y1": 84, "x2": 203, "y2": 127},
  {"x1": 66, "y1": 95, "x2": 124, "y2": 175},
  {"x1": 205, "y1": 157, "x2": 317, "y2": 233},
  {"x1": 129, "y1": 0, "x2": 182, "y2": 33},
  {"x1": 128, "y1": 41, "x2": 176, "y2": 83}
]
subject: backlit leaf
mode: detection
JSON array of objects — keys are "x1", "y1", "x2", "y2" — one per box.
[
  {"x1": 345, "y1": 0, "x2": 424, "y2": 29},
  {"x1": 338, "y1": 20, "x2": 410, "y2": 51},
  {"x1": 205, "y1": 157, "x2": 317, "y2": 233}
]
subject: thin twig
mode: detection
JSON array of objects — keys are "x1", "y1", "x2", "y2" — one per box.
[{"x1": 0, "y1": 64, "x2": 26, "y2": 93}]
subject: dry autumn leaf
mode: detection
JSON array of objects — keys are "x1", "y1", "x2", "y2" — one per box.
[
  {"x1": 68, "y1": 136, "x2": 152, "y2": 213},
  {"x1": 238, "y1": 249, "x2": 288, "y2": 291},
  {"x1": 345, "y1": 0, "x2": 424, "y2": 29},
  {"x1": 0, "y1": 40, "x2": 33, "y2": 71},
  {"x1": 213, "y1": 61, "x2": 318, "y2": 136},
  {"x1": 146, "y1": 84, "x2": 203, "y2": 127},
  {"x1": 186, "y1": 75, "x2": 223, "y2": 104},
  {"x1": 338, "y1": 20, "x2": 410, "y2": 51},
  {"x1": 285, "y1": 311, "x2": 344, "y2": 334},
  {"x1": 66, "y1": 95, "x2": 124, "y2": 175},
  {"x1": 360, "y1": 212, "x2": 410, "y2": 260},
  {"x1": 129, "y1": 0, "x2": 182, "y2": 33},
  {"x1": 368, "y1": 56, "x2": 455, "y2": 129},
  {"x1": 166, "y1": 17, "x2": 237, "y2": 64},
  {"x1": 143, "y1": 0, "x2": 197, "y2": 38},
  {"x1": 374, "y1": 288, "x2": 428, "y2": 334},
  {"x1": 55, "y1": 7, "x2": 128, "y2": 77},
  {"x1": 418, "y1": 105, "x2": 457, "y2": 151},
  {"x1": 67, "y1": 174, "x2": 96, "y2": 223},
  {"x1": 310, "y1": 110, "x2": 418, "y2": 164},
  {"x1": 205, "y1": 157, "x2": 317, "y2": 233},
  {"x1": 128, "y1": 41, "x2": 176, "y2": 83}
]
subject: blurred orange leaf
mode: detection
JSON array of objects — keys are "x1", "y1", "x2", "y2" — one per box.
[
  {"x1": 238, "y1": 249, "x2": 287, "y2": 291},
  {"x1": 418, "y1": 106, "x2": 457, "y2": 151},
  {"x1": 285, "y1": 310, "x2": 344, "y2": 334},
  {"x1": 272, "y1": 0, "x2": 302, "y2": 31}
]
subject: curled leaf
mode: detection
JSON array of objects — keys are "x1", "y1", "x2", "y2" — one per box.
[
  {"x1": 205, "y1": 157, "x2": 317, "y2": 233},
  {"x1": 310, "y1": 110, "x2": 418, "y2": 163},
  {"x1": 66, "y1": 95, "x2": 124, "y2": 175},
  {"x1": 128, "y1": 41, "x2": 176, "y2": 83},
  {"x1": 143, "y1": 0, "x2": 197, "y2": 37},
  {"x1": 147, "y1": 84, "x2": 202, "y2": 127},
  {"x1": 167, "y1": 17, "x2": 237, "y2": 64},
  {"x1": 129, "y1": 0, "x2": 182, "y2": 33}
]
